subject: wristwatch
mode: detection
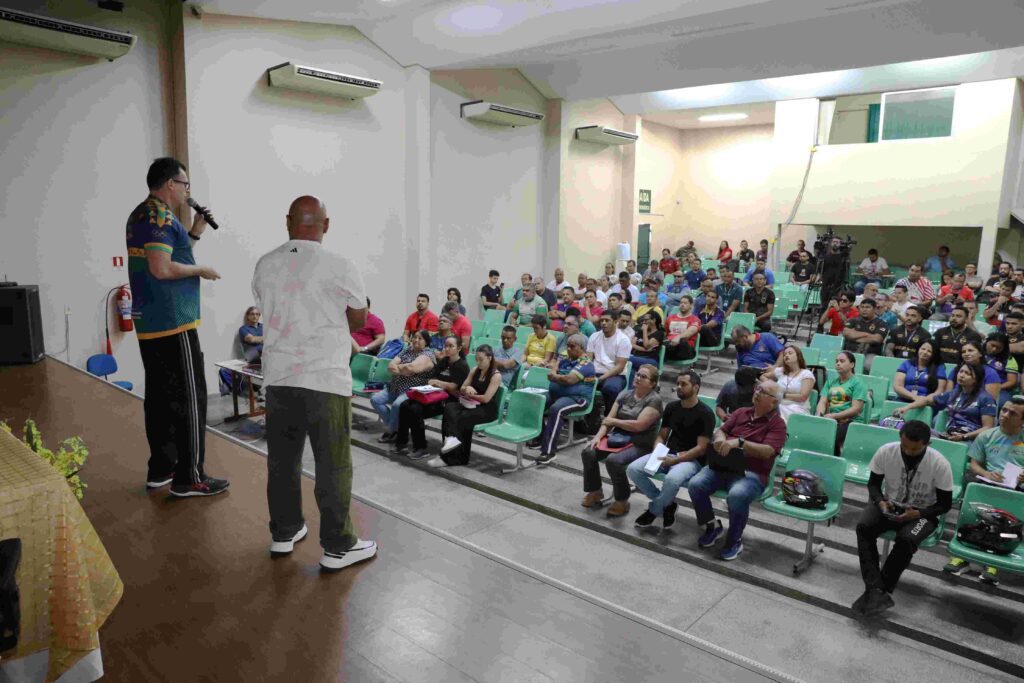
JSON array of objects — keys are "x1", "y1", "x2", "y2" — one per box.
[{"x1": 737, "y1": 437, "x2": 745, "y2": 449}]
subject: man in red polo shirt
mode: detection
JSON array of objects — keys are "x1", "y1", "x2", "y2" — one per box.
[
  {"x1": 351, "y1": 297, "x2": 386, "y2": 355},
  {"x1": 819, "y1": 292, "x2": 859, "y2": 336},
  {"x1": 402, "y1": 293, "x2": 438, "y2": 343}
]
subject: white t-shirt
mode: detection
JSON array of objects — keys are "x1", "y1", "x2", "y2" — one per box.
[
  {"x1": 252, "y1": 239, "x2": 366, "y2": 397},
  {"x1": 891, "y1": 300, "x2": 913, "y2": 319},
  {"x1": 587, "y1": 330, "x2": 631, "y2": 375},
  {"x1": 549, "y1": 279, "x2": 570, "y2": 293},
  {"x1": 594, "y1": 289, "x2": 609, "y2": 306},
  {"x1": 869, "y1": 443, "x2": 954, "y2": 509},
  {"x1": 609, "y1": 283, "x2": 641, "y2": 303},
  {"x1": 773, "y1": 368, "x2": 814, "y2": 421},
  {"x1": 859, "y1": 257, "x2": 889, "y2": 278}
]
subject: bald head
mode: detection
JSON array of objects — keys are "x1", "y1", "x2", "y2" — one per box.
[{"x1": 286, "y1": 195, "x2": 329, "y2": 241}]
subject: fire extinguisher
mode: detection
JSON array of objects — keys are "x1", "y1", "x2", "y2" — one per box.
[{"x1": 117, "y1": 285, "x2": 133, "y2": 332}]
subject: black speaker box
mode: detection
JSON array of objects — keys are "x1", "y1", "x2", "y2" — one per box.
[{"x1": 0, "y1": 285, "x2": 45, "y2": 365}]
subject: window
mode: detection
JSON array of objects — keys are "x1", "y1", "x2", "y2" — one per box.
[{"x1": 879, "y1": 87, "x2": 956, "y2": 141}]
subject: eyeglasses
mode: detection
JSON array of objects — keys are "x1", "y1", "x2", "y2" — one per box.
[{"x1": 170, "y1": 178, "x2": 191, "y2": 190}]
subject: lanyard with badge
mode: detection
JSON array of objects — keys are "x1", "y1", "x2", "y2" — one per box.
[{"x1": 898, "y1": 449, "x2": 922, "y2": 505}]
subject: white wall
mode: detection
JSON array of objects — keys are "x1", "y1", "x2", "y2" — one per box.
[{"x1": 0, "y1": 0, "x2": 173, "y2": 389}]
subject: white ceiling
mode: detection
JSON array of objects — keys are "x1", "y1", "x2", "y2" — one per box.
[
  {"x1": 643, "y1": 102, "x2": 775, "y2": 130},
  {"x1": 197, "y1": 0, "x2": 1024, "y2": 106}
]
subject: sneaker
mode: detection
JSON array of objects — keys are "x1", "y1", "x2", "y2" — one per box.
[
  {"x1": 634, "y1": 510, "x2": 657, "y2": 528},
  {"x1": 409, "y1": 448, "x2": 432, "y2": 461},
  {"x1": 719, "y1": 540, "x2": 743, "y2": 561},
  {"x1": 427, "y1": 458, "x2": 452, "y2": 468},
  {"x1": 851, "y1": 590, "x2": 871, "y2": 615},
  {"x1": 440, "y1": 436, "x2": 462, "y2": 454},
  {"x1": 861, "y1": 588, "x2": 894, "y2": 616},
  {"x1": 698, "y1": 520, "x2": 724, "y2": 548},
  {"x1": 526, "y1": 437, "x2": 542, "y2": 449},
  {"x1": 392, "y1": 442, "x2": 409, "y2": 456},
  {"x1": 377, "y1": 432, "x2": 396, "y2": 444},
  {"x1": 145, "y1": 475, "x2": 173, "y2": 489},
  {"x1": 662, "y1": 502, "x2": 678, "y2": 530},
  {"x1": 320, "y1": 539, "x2": 378, "y2": 573},
  {"x1": 535, "y1": 452, "x2": 557, "y2": 466},
  {"x1": 980, "y1": 566, "x2": 1000, "y2": 586},
  {"x1": 269, "y1": 524, "x2": 308, "y2": 557},
  {"x1": 943, "y1": 557, "x2": 970, "y2": 576},
  {"x1": 170, "y1": 477, "x2": 230, "y2": 498}
]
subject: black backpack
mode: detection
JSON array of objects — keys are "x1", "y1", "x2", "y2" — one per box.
[{"x1": 577, "y1": 393, "x2": 606, "y2": 436}]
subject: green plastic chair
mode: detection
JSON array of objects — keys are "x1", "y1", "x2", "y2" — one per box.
[
  {"x1": 697, "y1": 395, "x2": 723, "y2": 429},
  {"x1": 502, "y1": 288, "x2": 515, "y2": 305},
  {"x1": 857, "y1": 374, "x2": 891, "y2": 423},
  {"x1": 699, "y1": 320, "x2": 730, "y2": 373},
  {"x1": 483, "y1": 390, "x2": 547, "y2": 474},
  {"x1": 725, "y1": 312, "x2": 756, "y2": 334},
  {"x1": 350, "y1": 353, "x2": 375, "y2": 395},
  {"x1": 484, "y1": 309, "x2": 506, "y2": 324},
  {"x1": 947, "y1": 484, "x2": 1024, "y2": 575},
  {"x1": 933, "y1": 409, "x2": 949, "y2": 432},
  {"x1": 880, "y1": 400, "x2": 932, "y2": 425},
  {"x1": 810, "y1": 334, "x2": 843, "y2": 353},
  {"x1": 470, "y1": 336, "x2": 501, "y2": 352},
  {"x1": 762, "y1": 450, "x2": 846, "y2": 574},
  {"x1": 371, "y1": 356, "x2": 393, "y2": 385},
  {"x1": 800, "y1": 347, "x2": 821, "y2": 366},
  {"x1": 929, "y1": 438, "x2": 968, "y2": 501},
  {"x1": 663, "y1": 336, "x2": 701, "y2": 371},
  {"x1": 473, "y1": 385, "x2": 507, "y2": 433},
  {"x1": 564, "y1": 380, "x2": 599, "y2": 445},
  {"x1": 471, "y1": 319, "x2": 489, "y2": 339},
  {"x1": 841, "y1": 423, "x2": 899, "y2": 484},
  {"x1": 518, "y1": 365, "x2": 551, "y2": 390},
  {"x1": 485, "y1": 321, "x2": 508, "y2": 339},
  {"x1": 821, "y1": 351, "x2": 865, "y2": 374},
  {"x1": 869, "y1": 356, "x2": 905, "y2": 399},
  {"x1": 516, "y1": 327, "x2": 534, "y2": 345},
  {"x1": 780, "y1": 413, "x2": 837, "y2": 467},
  {"x1": 772, "y1": 298, "x2": 792, "y2": 321}
]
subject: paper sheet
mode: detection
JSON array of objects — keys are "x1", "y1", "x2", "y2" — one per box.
[
  {"x1": 643, "y1": 443, "x2": 671, "y2": 475},
  {"x1": 999, "y1": 462, "x2": 1023, "y2": 489}
]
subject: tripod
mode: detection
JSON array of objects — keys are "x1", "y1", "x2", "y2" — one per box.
[{"x1": 793, "y1": 250, "x2": 851, "y2": 343}]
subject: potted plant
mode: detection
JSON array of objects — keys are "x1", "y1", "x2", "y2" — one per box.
[{"x1": 0, "y1": 419, "x2": 89, "y2": 499}]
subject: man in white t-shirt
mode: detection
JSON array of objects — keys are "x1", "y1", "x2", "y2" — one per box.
[
  {"x1": 889, "y1": 284, "x2": 913, "y2": 323},
  {"x1": 852, "y1": 420, "x2": 953, "y2": 616},
  {"x1": 587, "y1": 311, "x2": 631, "y2": 415},
  {"x1": 854, "y1": 248, "x2": 891, "y2": 294},
  {"x1": 252, "y1": 195, "x2": 377, "y2": 573},
  {"x1": 609, "y1": 271, "x2": 641, "y2": 305}
]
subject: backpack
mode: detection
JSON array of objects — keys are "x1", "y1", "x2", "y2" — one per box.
[
  {"x1": 377, "y1": 338, "x2": 405, "y2": 360},
  {"x1": 577, "y1": 392, "x2": 606, "y2": 436}
]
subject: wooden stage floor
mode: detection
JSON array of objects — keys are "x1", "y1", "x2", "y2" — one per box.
[{"x1": 0, "y1": 359, "x2": 774, "y2": 683}]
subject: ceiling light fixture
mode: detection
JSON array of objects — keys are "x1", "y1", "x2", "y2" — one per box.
[{"x1": 698, "y1": 113, "x2": 748, "y2": 122}]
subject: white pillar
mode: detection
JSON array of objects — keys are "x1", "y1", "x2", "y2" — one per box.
[
  {"x1": 978, "y1": 222, "x2": 998, "y2": 279},
  {"x1": 403, "y1": 65, "x2": 431, "y2": 303}
]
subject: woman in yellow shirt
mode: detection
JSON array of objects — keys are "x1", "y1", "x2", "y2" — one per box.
[{"x1": 522, "y1": 314, "x2": 557, "y2": 368}]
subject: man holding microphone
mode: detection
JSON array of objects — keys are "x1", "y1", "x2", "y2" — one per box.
[{"x1": 126, "y1": 157, "x2": 228, "y2": 497}]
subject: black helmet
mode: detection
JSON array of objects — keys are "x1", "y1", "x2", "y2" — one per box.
[
  {"x1": 782, "y1": 469, "x2": 828, "y2": 509},
  {"x1": 956, "y1": 503, "x2": 1023, "y2": 555}
]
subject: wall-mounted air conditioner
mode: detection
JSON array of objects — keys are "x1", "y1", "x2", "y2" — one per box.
[
  {"x1": 0, "y1": 7, "x2": 136, "y2": 60},
  {"x1": 267, "y1": 62, "x2": 382, "y2": 99},
  {"x1": 461, "y1": 101, "x2": 544, "y2": 127},
  {"x1": 575, "y1": 125, "x2": 638, "y2": 146}
]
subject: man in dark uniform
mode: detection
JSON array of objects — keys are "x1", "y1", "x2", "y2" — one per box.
[
  {"x1": 932, "y1": 306, "x2": 983, "y2": 365},
  {"x1": 743, "y1": 272, "x2": 775, "y2": 332},
  {"x1": 885, "y1": 305, "x2": 931, "y2": 360}
]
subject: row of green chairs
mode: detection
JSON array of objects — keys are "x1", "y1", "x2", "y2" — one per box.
[{"x1": 352, "y1": 353, "x2": 392, "y2": 398}]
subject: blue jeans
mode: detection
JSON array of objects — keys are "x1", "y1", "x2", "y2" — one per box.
[
  {"x1": 627, "y1": 456, "x2": 703, "y2": 516},
  {"x1": 627, "y1": 356, "x2": 659, "y2": 388},
  {"x1": 598, "y1": 375, "x2": 626, "y2": 415},
  {"x1": 687, "y1": 468, "x2": 765, "y2": 546},
  {"x1": 370, "y1": 387, "x2": 408, "y2": 433}
]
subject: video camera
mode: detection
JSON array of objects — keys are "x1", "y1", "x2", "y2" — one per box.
[{"x1": 813, "y1": 227, "x2": 857, "y2": 258}]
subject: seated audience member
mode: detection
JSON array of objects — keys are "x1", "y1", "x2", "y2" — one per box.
[
  {"x1": 588, "y1": 312, "x2": 631, "y2": 414},
  {"x1": 816, "y1": 351, "x2": 866, "y2": 456},
  {"x1": 743, "y1": 258, "x2": 775, "y2": 287},
  {"x1": 642, "y1": 259, "x2": 665, "y2": 284},
  {"x1": 854, "y1": 248, "x2": 891, "y2": 294},
  {"x1": 548, "y1": 267, "x2": 569, "y2": 293},
  {"x1": 885, "y1": 305, "x2": 930, "y2": 360},
  {"x1": 983, "y1": 280, "x2": 1016, "y2": 323},
  {"x1": 616, "y1": 308, "x2": 636, "y2": 341},
  {"x1": 893, "y1": 341, "x2": 947, "y2": 403},
  {"x1": 403, "y1": 293, "x2": 439, "y2": 342},
  {"x1": 706, "y1": 268, "x2": 722, "y2": 287},
  {"x1": 480, "y1": 270, "x2": 505, "y2": 312},
  {"x1": 736, "y1": 240, "x2": 755, "y2": 266},
  {"x1": 628, "y1": 371, "x2": 716, "y2": 528},
  {"x1": 755, "y1": 239, "x2": 770, "y2": 262},
  {"x1": 717, "y1": 241, "x2": 733, "y2": 268},
  {"x1": 697, "y1": 291, "x2": 725, "y2": 347},
  {"x1": 446, "y1": 287, "x2": 467, "y2": 316},
  {"x1": 687, "y1": 379, "x2": 787, "y2": 561},
  {"x1": 692, "y1": 278, "x2": 715, "y2": 310},
  {"x1": 875, "y1": 293, "x2": 898, "y2": 328},
  {"x1": 522, "y1": 314, "x2": 556, "y2": 368},
  {"x1": 634, "y1": 283, "x2": 666, "y2": 323},
  {"x1": 492, "y1": 326, "x2": 522, "y2": 386},
  {"x1": 549, "y1": 286, "x2": 577, "y2": 331},
  {"x1": 605, "y1": 291, "x2": 633, "y2": 319},
  {"x1": 640, "y1": 280, "x2": 669, "y2": 309},
  {"x1": 716, "y1": 366, "x2": 762, "y2": 422},
  {"x1": 625, "y1": 259, "x2": 643, "y2": 287},
  {"x1": 961, "y1": 298, "x2": 980, "y2": 330},
  {"x1": 842, "y1": 298, "x2": 889, "y2": 368},
  {"x1": 984, "y1": 332, "x2": 1019, "y2": 406},
  {"x1": 732, "y1": 325, "x2": 784, "y2": 369},
  {"x1": 683, "y1": 259, "x2": 706, "y2": 291},
  {"x1": 430, "y1": 314, "x2": 453, "y2": 356},
  {"x1": 609, "y1": 271, "x2": 641, "y2": 304},
  {"x1": 373, "y1": 330, "x2": 436, "y2": 442},
  {"x1": 574, "y1": 272, "x2": 589, "y2": 298},
  {"x1": 819, "y1": 291, "x2": 858, "y2": 336},
  {"x1": 508, "y1": 283, "x2": 548, "y2": 325},
  {"x1": 964, "y1": 263, "x2": 984, "y2": 293},
  {"x1": 677, "y1": 241, "x2": 699, "y2": 264},
  {"x1": 219, "y1": 306, "x2": 265, "y2": 396},
  {"x1": 932, "y1": 306, "x2": 983, "y2": 364},
  {"x1": 789, "y1": 250, "x2": 815, "y2": 290},
  {"x1": 853, "y1": 282, "x2": 880, "y2": 307},
  {"x1": 580, "y1": 365, "x2": 664, "y2": 517},
  {"x1": 894, "y1": 264, "x2": 936, "y2": 309},
  {"x1": 512, "y1": 272, "x2": 533, "y2": 302},
  {"x1": 660, "y1": 248, "x2": 680, "y2": 276},
  {"x1": 664, "y1": 295, "x2": 701, "y2": 361},
  {"x1": 587, "y1": 277, "x2": 609, "y2": 305},
  {"x1": 895, "y1": 364, "x2": 996, "y2": 441},
  {"x1": 743, "y1": 273, "x2": 775, "y2": 333},
  {"x1": 351, "y1": 297, "x2": 386, "y2": 357},
  {"x1": 945, "y1": 397, "x2": 1024, "y2": 584},
  {"x1": 532, "y1": 334, "x2": 597, "y2": 464},
  {"x1": 923, "y1": 245, "x2": 955, "y2": 273},
  {"x1": 715, "y1": 269, "x2": 745, "y2": 319},
  {"x1": 553, "y1": 315, "x2": 582, "y2": 362},
  {"x1": 889, "y1": 284, "x2": 913, "y2": 323},
  {"x1": 1003, "y1": 312, "x2": 1024, "y2": 370},
  {"x1": 438, "y1": 344, "x2": 504, "y2": 467},
  {"x1": 786, "y1": 240, "x2": 813, "y2": 265},
  {"x1": 664, "y1": 272, "x2": 691, "y2": 308},
  {"x1": 567, "y1": 307, "x2": 596, "y2": 336},
  {"x1": 534, "y1": 278, "x2": 558, "y2": 308},
  {"x1": 442, "y1": 301, "x2": 471, "y2": 350},
  {"x1": 765, "y1": 345, "x2": 814, "y2": 422},
  {"x1": 852, "y1": 420, "x2": 953, "y2": 616},
  {"x1": 933, "y1": 272, "x2": 975, "y2": 320},
  {"x1": 393, "y1": 334, "x2": 470, "y2": 460},
  {"x1": 958, "y1": 340, "x2": 1002, "y2": 402},
  {"x1": 981, "y1": 262, "x2": 1013, "y2": 301},
  {"x1": 604, "y1": 262, "x2": 617, "y2": 278},
  {"x1": 579, "y1": 290, "x2": 605, "y2": 326},
  {"x1": 629, "y1": 314, "x2": 664, "y2": 373}
]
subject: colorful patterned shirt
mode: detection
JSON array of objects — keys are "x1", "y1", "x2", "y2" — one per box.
[{"x1": 125, "y1": 196, "x2": 200, "y2": 339}]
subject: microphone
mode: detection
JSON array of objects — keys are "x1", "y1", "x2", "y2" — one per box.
[{"x1": 186, "y1": 197, "x2": 219, "y2": 230}]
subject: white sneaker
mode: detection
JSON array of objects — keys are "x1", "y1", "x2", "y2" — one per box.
[
  {"x1": 427, "y1": 458, "x2": 451, "y2": 468},
  {"x1": 269, "y1": 524, "x2": 308, "y2": 557},
  {"x1": 440, "y1": 436, "x2": 462, "y2": 454},
  {"x1": 320, "y1": 539, "x2": 378, "y2": 572}
]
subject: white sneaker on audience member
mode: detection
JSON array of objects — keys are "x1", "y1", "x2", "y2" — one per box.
[
  {"x1": 269, "y1": 524, "x2": 308, "y2": 557},
  {"x1": 320, "y1": 539, "x2": 378, "y2": 572},
  {"x1": 441, "y1": 436, "x2": 462, "y2": 454}
]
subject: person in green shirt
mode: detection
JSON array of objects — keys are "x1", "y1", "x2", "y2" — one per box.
[
  {"x1": 508, "y1": 283, "x2": 549, "y2": 326},
  {"x1": 815, "y1": 350, "x2": 867, "y2": 455}
]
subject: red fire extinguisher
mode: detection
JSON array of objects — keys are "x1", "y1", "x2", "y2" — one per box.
[{"x1": 117, "y1": 285, "x2": 133, "y2": 333}]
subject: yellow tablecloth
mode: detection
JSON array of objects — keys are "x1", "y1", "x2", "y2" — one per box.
[{"x1": 0, "y1": 430, "x2": 122, "y2": 681}]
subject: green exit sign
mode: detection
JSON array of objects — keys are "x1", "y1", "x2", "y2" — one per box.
[{"x1": 639, "y1": 189, "x2": 651, "y2": 214}]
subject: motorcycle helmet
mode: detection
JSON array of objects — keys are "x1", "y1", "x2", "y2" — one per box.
[
  {"x1": 782, "y1": 469, "x2": 828, "y2": 509},
  {"x1": 956, "y1": 503, "x2": 1023, "y2": 555}
]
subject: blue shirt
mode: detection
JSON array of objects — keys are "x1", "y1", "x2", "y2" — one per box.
[
  {"x1": 737, "y1": 333, "x2": 784, "y2": 369},
  {"x1": 697, "y1": 307, "x2": 725, "y2": 337},
  {"x1": 932, "y1": 388, "x2": 996, "y2": 435},
  {"x1": 985, "y1": 355, "x2": 1019, "y2": 384},
  {"x1": 683, "y1": 269, "x2": 706, "y2": 290},
  {"x1": 715, "y1": 282, "x2": 745, "y2": 312},
  {"x1": 550, "y1": 355, "x2": 597, "y2": 400},
  {"x1": 744, "y1": 267, "x2": 775, "y2": 285},
  {"x1": 640, "y1": 291, "x2": 668, "y2": 308},
  {"x1": 239, "y1": 323, "x2": 264, "y2": 357},
  {"x1": 897, "y1": 360, "x2": 946, "y2": 397},
  {"x1": 924, "y1": 255, "x2": 955, "y2": 273},
  {"x1": 493, "y1": 344, "x2": 522, "y2": 386}
]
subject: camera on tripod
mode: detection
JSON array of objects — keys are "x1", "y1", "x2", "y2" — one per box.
[{"x1": 813, "y1": 227, "x2": 857, "y2": 257}]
